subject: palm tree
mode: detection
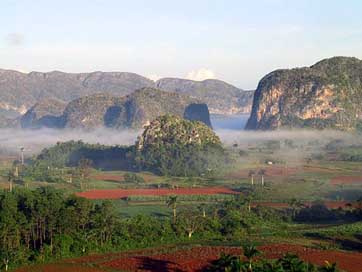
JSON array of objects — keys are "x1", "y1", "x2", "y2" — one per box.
[
  {"x1": 258, "y1": 169, "x2": 266, "y2": 186},
  {"x1": 248, "y1": 170, "x2": 256, "y2": 186},
  {"x1": 199, "y1": 203, "x2": 207, "y2": 218},
  {"x1": 278, "y1": 253, "x2": 306, "y2": 271},
  {"x1": 166, "y1": 195, "x2": 178, "y2": 223},
  {"x1": 210, "y1": 253, "x2": 241, "y2": 272},
  {"x1": 288, "y1": 198, "x2": 305, "y2": 219},
  {"x1": 242, "y1": 244, "x2": 261, "y2": 271},
  {"x1": 320, "y1": 261, "x2": 339, "y2": 272},
  {"x1": 261, "y1": 262, "x2": 284, "y2": 272},
  {"x1": 7, "y1": 170, "x2": 15, "y2": 192},
  {"x1": 244, "y1": 195, "x2": 253, "y2": 212}
]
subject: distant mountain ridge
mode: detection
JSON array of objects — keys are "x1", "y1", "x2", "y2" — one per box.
[
  {"x1": 156, "y1": 78, "x2": 253, "y2": 114},
  {"x1": 0, "y1": 69, "x2": 253, "y2": 123},
  {"x1": 20, "y1": 88, "x2": 212, "y2": 129}
]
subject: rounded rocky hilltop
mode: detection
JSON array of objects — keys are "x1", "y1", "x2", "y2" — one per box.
[
  {"x1": 135, "y1": 115, "x2": 225, "y2": 176},
  {"x1": 136, "y1": 114, "x2": 221, "y2": 150},
  {"x1": 246, "y1": 57, "x2": 362, "y2": 131}
]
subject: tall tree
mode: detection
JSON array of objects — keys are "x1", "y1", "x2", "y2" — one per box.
[
  {"x1": 258, "y1": 169, "x2": 266, "y2": 186},
  {"x1": 78, "y1": 158, "x2": 93, "y2": 190},
  {"x1": 166, "y1": 196, "x2": 178, "y2": 223},
  {"x1": 242, "y1": 244, "x2": 261, "y2": 272},
  {"x1": 248, "y1": 170, "x2": 255, "y2": 186},
  {"x1": 7, "y1": 170, "x2": 15, "y2": 192}
]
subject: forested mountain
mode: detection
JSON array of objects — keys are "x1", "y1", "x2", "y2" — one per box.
[
  {"x1": 246, "y1": 57, "x2": 362, "y2": 131},
  {"x1": 20, "y1": 88, "x2": 212, "y2": 129}
]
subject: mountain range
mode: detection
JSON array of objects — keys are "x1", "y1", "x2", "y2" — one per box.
[{"x1": 0, "y1": 69, "x2": 253, "y2": 123}]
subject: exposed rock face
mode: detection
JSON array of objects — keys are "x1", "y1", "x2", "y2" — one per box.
[
  {"x1": 20, "y1": 99, "x2": 66, "y2": 129},
  {"x1": 184, "y1": 103, "x2": 212, "y2": 128},
  {"x1": 20, "y1": 88, "x2": 213, "y2": 129},
  {"x1": 136, "y1": 115, "x2": 221, "y2": 151},
  {"x1": 246, "y1": 57, "x2": 362, "y2": 130},
  {"x1": 155, "y1": 78, "x2": 254, "y2": 114}
]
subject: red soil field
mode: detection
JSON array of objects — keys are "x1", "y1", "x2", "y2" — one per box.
[
  {"x1": 15, "y1": 244, "x2": 362, "y2": 272},
  {"x1": 76, "y1": 187, "x2": 239, "y2": 200},
  {"x1": 91, "y1": 174, "x2": 124, "y2": 182},
  {"x1": 91, "y1": 173, "x2": 156, "y2": 183},
  {"x1": 101, "y1": 244, "x2": 362, "y2": 272},
  {"x1": 226, "y1": 166, "x2": 299, "y2": 180},
  {"x1": 98, "y1": 244, "x2": 362, "y2": 272},
  {"x1": 330, "y1": 176, "x2": 362, "y2": 185},
  {"x1": 15, "y1": 263, "x2": 107, "y2": 272}
]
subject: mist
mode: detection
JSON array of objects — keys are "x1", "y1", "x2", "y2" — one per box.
[
  {"x1": 0, "y1": 128, "x2": 141, "y2": 156},
  {"x1": 215, "y1": 129, "x2": 362, "y2": 166},
  {"x1": 1, "y1": 126, "x2": 361, "y2": 163},
  {"x1": 216, "y1": 129, "x2": 362, "y2": 146}
]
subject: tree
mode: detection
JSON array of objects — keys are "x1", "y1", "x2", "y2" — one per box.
[
  {"x1": 92, "y1": 201, "x2": 118, "y2": 246},
  {"x1": 177, "y1": 210, "x2": 201, "y2": 238},
  {"x1": 242, "y1": 244, "x2": 261, "y2": 271},
  {"x1": 243, "y1": 194, "x2": 254, "y2": 213},
  {"x1": 78, "y1": 158, "x2": 93, "y2": 190},
  {"x1": 7, "y1": 170, "x2": 15, "y2": 192},
  {"x1": 166, "y1": 196, "x2": 178, "y2": 223},
  {"x1": 209, "y1": 252, "x2": 243, "y2": 272},
  {"x1": 248, "y1": 170, "x2": 256, "y2": 186},
  {"x1": 277, "y1": 253, "x2": 307, "y2": 271},
  {"x1": 320, "y1": 261, "x2": 339, "y2": 272},
  {"x1": 0, "y1": 193, "x2": 24, "y2": 270},
  {"x1": 199, "y1": 203, "x2": 207, "y2": 218},
  {"x1": 288, "y1": 198, "x2": 305, "y2": 219},
  {"x1": 258, "y1": 169, "x2": 266, "y2": 186}
]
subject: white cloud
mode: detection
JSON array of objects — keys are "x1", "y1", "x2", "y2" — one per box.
[
  {"x1": 186, "y1": 68, "x2": 216, "y2": 81},
  {"x1": 146, "y1": 74, "x2": 162, "y2": 81}
]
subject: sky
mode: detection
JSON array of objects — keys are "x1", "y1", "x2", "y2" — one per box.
[{"x1": 1, "y1": 0, "x2": 362, "y2": 89}]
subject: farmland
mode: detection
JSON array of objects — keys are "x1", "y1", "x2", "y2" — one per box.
[
  {"x1": 1, "y1": 130, "x2": 362, "y2": 271},
  {"x1": 15, "y1": 243, "x2": 362, "y2": 272}
]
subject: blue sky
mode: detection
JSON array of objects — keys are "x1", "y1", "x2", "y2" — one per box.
[{"x1": 1, "y1": 0, "x2": 362, "y2": 89}]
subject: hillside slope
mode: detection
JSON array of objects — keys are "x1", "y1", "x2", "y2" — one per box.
[
  {"x1": 0, "y1": 69, "x2": 154, "y2": 116},
  {"x1": 246, "y1": 57, "x2": 362, "y2": 131},
  {"x1": 156, "y1": 78, "x2": 253, "y2": 114},
  {"x1": 20, "y1": 88, "x2": 212, "y2": 129}
]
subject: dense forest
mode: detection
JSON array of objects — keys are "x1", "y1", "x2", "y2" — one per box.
[{"x1": 24, "y1": 139, "x2": 231, "y2": 180}]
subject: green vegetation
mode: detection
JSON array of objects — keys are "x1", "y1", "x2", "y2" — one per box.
[
  {"x1": 2, "y1": 187, "x2": 360, "y2": 270},
  {"x1": 135, "y1": 115, "x2": 231, "y2": 176},
  {"x1": 1, "y1": 115, "x2": 362, "y2": 271},
  {"x1": 210, "y1": 247, "x2": 339, "y2": 272}
]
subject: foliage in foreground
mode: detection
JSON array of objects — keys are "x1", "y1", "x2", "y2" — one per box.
[{"x1": 209, "y1": 245, "x2": 339, "y2": 272}]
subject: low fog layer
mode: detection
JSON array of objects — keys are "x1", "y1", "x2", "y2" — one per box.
[
  {"x1": 1, "y1": 127, "x2": 361, "y2": 159},
  {"x1": 216, "y1": 129, "x2": 362, "y2": 146},
  {"x1": 0, "y1": 128, "x2": 141, "y2": 156}
]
